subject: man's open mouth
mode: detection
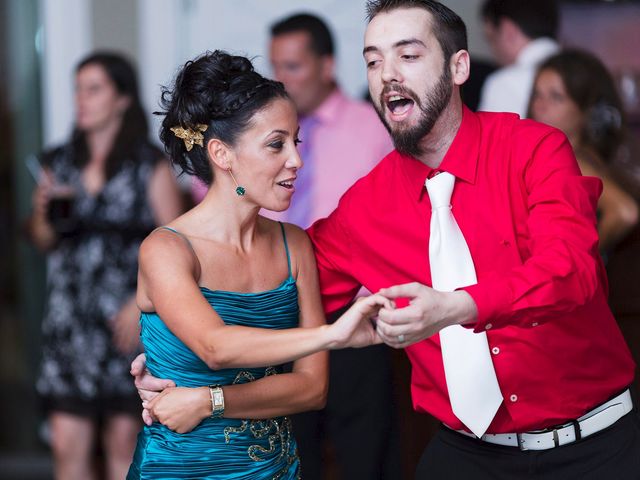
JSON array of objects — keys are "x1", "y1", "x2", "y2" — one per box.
[{"x1": 385, "y1": 93, "x2": 415, "y2": 121}]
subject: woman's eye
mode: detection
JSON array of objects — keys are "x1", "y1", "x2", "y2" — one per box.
[
  {"x1": 268, "y1": 140, "x2": 284, "y2": 149},
  {"x1": 294, "y1": 138, "x2": 302, "y2": 146}
]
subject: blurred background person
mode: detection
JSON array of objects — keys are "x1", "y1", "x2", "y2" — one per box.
[
  {"x1": 262, "y1": 12, "x2": 398, "y2": 480},
  {"x1": 460, "y1": 57, "x2": 497, "y2": 112},
  {"x1": 528, "y1": 49, "x2": 639, "y2": 256},
  {"x1": 529, "y1": 48, "x2": 640, "y2": 397},
  {"x1": 478, "y1": 0, "x2": 559, "y2": 116},
  {"x1": 266, "y1": 12, "x2": 392, "y2": 228},
  {"x1": 25, "y1": 51, "x2": 183, "y2": 480}
]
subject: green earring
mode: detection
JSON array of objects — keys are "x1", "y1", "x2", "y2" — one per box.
[{"x1": 228, "y1": 169, "x2": 245, "y2": 196}]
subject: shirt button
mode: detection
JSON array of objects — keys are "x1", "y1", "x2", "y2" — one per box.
[
  {"x1": 491, "y1": 347, "x2": 500, "y2": 355},
  {"x1": 485, "y1": 323, "x2": 493, "y2": 330},
  {"x1": 510, "y1": 394, "x2": 518, "y2": 402},
  {"x1": 532, "y1": 322, "x2": 539, "y2": 327}
]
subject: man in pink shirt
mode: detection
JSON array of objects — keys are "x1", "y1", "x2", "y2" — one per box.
[
  {"x1": 267, "y1": 13, "x2": 397, "y2": 480},
  {"x1": 266, "y1": 14, "x2": 392, "y2": 227}
]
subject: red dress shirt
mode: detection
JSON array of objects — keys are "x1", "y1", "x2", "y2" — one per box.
[{"x1": 307, "y1": 106, "x2": 635, "y2": 433}]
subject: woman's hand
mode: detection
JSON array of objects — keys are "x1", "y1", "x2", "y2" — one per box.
[
  {"x1": 31, "y1": 169, "x2": 55, "y2": 222},
  {"x1": 145, "y1": 386, "x2": 211, "y2": 434},
  {"x1": 328, "y1": 294, "x2": 394, "y2": 349},
  {"x1": 27, "y1": 170, "x2": 57, "y2": 250}
]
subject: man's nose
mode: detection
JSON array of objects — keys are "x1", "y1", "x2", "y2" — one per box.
[{"x1": 381, "y1": 59, "x2": 402, "y2": 84}]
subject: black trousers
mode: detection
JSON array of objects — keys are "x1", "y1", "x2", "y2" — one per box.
[
  {"x1": 291, "y1": 344, "x2": 401, "y2": 480},
  {"x1": 416, "y1": 410, "x2": 640, "y2": 479}
]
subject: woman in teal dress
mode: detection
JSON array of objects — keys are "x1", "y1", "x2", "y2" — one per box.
[{"x1": 127, "y1": 51, "x2": 389, "y2": 479}]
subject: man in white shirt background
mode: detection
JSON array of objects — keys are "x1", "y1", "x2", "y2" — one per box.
[{"x1": 478, "y1": 0, "x2": 560, "y2": 117}]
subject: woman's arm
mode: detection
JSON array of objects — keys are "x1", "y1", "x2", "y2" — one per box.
[
  {"x1": 144, "y1": 226, "x2": 328, "y2": 431},
  {"x1": 138, "y1": 226, "x2": 387, "y2": 432},
  {"x1": 144, "y1": 297, "x2": 386, "y2": 432},
  {"x1": 140, "y1": 228, "x2": 379, "y2": 371},
  {"x1": 579, "y1": 158, "x2": 639, "y2": 252}
]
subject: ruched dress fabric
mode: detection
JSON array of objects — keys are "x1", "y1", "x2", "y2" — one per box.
[{"x1": 128, "y1": 225, "x2": 301, "y2": 479}]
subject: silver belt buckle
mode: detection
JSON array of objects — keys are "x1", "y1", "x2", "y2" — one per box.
[
  {"x1": 516, "y1": 420, "x2": 581, "y2": 451},
  {"x1": 516, "y1": 430, "x2": 556, "y2": 451}
]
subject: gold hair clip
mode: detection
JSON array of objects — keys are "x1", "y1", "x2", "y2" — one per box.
[{"x1": 170, "y1": 124, "x2": 208, "y2": 151}]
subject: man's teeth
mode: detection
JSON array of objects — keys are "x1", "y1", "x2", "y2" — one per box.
[{"x1": 387, "y1": 94, "x2": 413, "y2": 114}]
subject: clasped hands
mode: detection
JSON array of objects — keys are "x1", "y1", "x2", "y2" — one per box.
[
  {"x1": 333, "y1": 282, "x2": 473, "y2": 349},
  {"x1": 372, "y1": 282, "x2": 477, "y2": 349}
]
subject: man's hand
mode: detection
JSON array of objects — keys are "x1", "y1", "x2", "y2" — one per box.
[
  {"x1": 130, "y1": 353, "x2": 176, "y2": 425},
  {"x1": 376, "y1": 282, "x2": 478, "y2": 348},
  {"x1": 146, "y1": 386, "x2": 210, "y2": 434}
]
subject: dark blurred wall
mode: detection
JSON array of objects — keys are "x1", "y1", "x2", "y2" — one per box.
[{"x1": 1, "y1": 0, "x2": 46, "y2": 459}]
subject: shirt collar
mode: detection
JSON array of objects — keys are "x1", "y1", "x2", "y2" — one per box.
[
  {"x1": 399, "y1": 105, "x2": 480, "y2": 201},
  {"x1": 311, "y1": 88, "x2": 346, "y2": 124}
]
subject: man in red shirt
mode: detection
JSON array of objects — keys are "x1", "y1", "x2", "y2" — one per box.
[
  {"x1": 266, "y1": 13, "x2": 398, "y2": 480},
  {"x1": 132, "y1": 1, "x2": 639, "y2": 477},
  {"x1": 306, "y1": 0, "x2": 638, "y2": 477}
]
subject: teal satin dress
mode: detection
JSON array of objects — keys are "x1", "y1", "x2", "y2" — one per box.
[{"x1": 128, "y1": 225, "x2": 301, "y2": 479}]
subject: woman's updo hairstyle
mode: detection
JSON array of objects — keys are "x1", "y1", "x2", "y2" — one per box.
[{"x1": 158, "y1": 50, "x2": 288, "y2": 185}]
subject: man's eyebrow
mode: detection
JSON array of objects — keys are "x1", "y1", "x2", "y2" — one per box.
[
  {"x1": 363, "y1": 38, "x2": 426, "y2": 56},
  {"x1": 394, "y1": 38, "x2": 426, "y2": 49},
  {"x1": 363, "y1": 45, "x2": 379, "y2": 56}
]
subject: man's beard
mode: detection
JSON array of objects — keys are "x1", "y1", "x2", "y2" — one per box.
[{"x1": 374, "y1": 67, "x2": 452, "y2": 158}]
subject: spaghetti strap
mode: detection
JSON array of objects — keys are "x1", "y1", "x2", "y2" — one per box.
[
  {"x1": 153, "y1": 226, "x2": 199, "y2": 264},
  {"x1": 278, "y1": 222, "x2": 293, "y2": 278},
  {"x1": 156, "y1": 226, "x2": 180, "y2": 235}
]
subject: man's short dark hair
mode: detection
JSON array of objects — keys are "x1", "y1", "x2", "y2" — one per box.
[
  {"x1": 481, "y1": 0, "x2": 559, "y2": 40},
  {"x1": 365, "y1": 0, "x2": 468, "y2": 63},
  {"x1": 270, "y1": 13, "x2": 335, "y2": 57}
]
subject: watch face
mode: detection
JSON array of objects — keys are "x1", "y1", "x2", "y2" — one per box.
[{"x1": 213, "y1": 390, "x2": 224, "y2": 407}]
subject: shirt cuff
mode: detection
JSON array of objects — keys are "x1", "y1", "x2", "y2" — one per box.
[{"x1": 461, "y1": 279, "x2": 512, "y2": 333}]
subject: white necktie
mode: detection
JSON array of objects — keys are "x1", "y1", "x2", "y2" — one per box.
[{"x1": 426, "y1": 171, "x2": 503, "y2": 438}]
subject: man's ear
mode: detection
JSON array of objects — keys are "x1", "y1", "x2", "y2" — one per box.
[
  {"x1": 451, "y1": 50, "x2": 470, "y2": 86},
  {"x1": 320, "y1": 55, "x2": 335, "y2": 84}
]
